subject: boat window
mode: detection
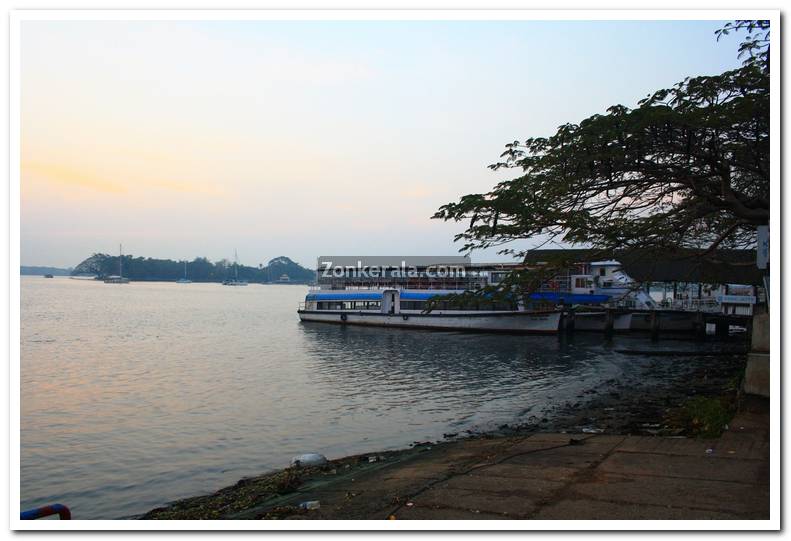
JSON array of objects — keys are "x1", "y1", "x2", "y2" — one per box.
[
  {"x1": 575, "y1": 277, "x2": 591, "y2": 288},
  {"x1": 315, "y1": 301, "x2": 358, "y2": 310},
  {"x1": 401, "y1": 300, "x2": 428, "y2": 310}
]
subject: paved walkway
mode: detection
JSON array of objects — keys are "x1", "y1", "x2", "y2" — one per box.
[{"x1": 260, "y1": 400, "x2": 769, "y2": 520}]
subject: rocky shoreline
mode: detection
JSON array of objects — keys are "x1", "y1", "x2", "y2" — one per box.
[
  {"x1": 495, "y1": 350, "x2": 746, "y2": 438},
  {"x1": 140, "y1": 348, "x2": 747, "y2": 520}
]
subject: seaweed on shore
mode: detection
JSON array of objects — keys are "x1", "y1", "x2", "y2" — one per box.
[
  {"x1": 139, "y1": 451, "x2": 411, "y2": 520},
  {"x1": 140, "y1": 466, "x2": 318, "y2": 520}
]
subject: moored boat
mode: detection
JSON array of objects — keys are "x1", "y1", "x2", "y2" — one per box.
[
  {"x1": 176, "y1": 261, "x2": 192, "y2": 284},
  {"x1": 629, "y1": 311, "x2": 698, "y2": 332},
  {"x1": 104, "y1": 244, "x2": 130, "y2": 284},
  {"x1": 572, "y1": 310, "x2": 633, "y2": 332},
  {"x1": 223, "y1": 250, "x2": 248, "y2": 286},
  {"x1": 298, "y1": 289, "x2": 561, "y2": 334}
]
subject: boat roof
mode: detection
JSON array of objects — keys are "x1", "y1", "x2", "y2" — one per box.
[
  {"x1": 306, "y1": 289, "x2": 611, "y2": 305},
  {"x1": 305, "y1": 290, "x2": 458, "y2": 301}
]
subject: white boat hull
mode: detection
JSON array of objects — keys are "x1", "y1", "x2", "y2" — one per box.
[
  {"x1": 297, "y1": 310, "x2": 561, "y2": 334},
  {"x1": 573, "y1": 312, "x2": 632, "y2": 331},
  {"x1": 629, "y1": 311, "x2": 698, "y2": 332}
]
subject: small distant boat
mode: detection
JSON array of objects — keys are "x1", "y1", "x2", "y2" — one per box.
[
  {"x1": 223, "y1": 250, "x2": 248, "y2": 286},
  {"x1": 44, "y1": 274, "x2": 54, "y2": 279},
  {"x1": 104, "y1": 244, "x2": 130, "y2": 284},
  {"x1": 176, "y1": 261, "x2": 192, "y2": 284}
]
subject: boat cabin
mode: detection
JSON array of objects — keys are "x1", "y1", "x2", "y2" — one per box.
[{"x1": 302, "y1": 289, "x2": 522, "y2": 314}]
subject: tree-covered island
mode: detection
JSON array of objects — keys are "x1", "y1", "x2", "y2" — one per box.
[{"x1": 71, "y1": 254, "x2": 315, "y2": 284}]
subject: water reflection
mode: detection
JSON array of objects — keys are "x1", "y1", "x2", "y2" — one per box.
[{"x1": 297, "y1": 322, "x2": 627, "y2": 430}]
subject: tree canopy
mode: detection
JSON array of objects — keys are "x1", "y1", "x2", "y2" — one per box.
[{"x1": 433, "y1": 21, "x2": 770, "y2": 269}]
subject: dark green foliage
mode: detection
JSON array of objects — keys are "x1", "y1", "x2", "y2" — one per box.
[
  {"x1": 678, "y1": 396, "x2": 734, "y2": 439},
  {"x1": 433, "y1": 22, "x2": 770, "y2": 274},
  {"x1": 71, "y1": 253, "x2": 315, "y2": 283},
  {"x1": 265, "y1": 256, "x2": 314, "y2": 283}
]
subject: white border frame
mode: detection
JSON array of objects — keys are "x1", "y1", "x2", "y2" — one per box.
[{"x1": 9, "y1": 8, "x2": 781, "y2": 531}]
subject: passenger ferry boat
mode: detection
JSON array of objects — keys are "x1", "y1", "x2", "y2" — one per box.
[{"x1": 299, "y1": 288, "x2": 562, "y2": 333}]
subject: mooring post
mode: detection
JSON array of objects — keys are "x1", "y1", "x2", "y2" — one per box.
[
  {"x1": 565, "y1": 309, "x2": 575, "y2": 333},
  {"x1": 695, "y1": 311, "x2": 706, "y2": 341},
  {"x1": 746, "y1": 313, "x2": 754, "y2": 344},
  {"x1": 605, "y1": 308, "x2": 614, "y2": 337},
  {"x1": 716, "y1": 317, "x2": 730, "y2": 339},
  {"x1": 650, "y1": 310, "x2": 659, "y2": 341}
]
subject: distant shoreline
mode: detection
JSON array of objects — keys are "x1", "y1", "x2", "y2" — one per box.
[{"x1": 20, "y1": 266, "x2": 72, "y2": 276}]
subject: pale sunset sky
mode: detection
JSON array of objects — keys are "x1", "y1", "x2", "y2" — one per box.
[{"x1": 20, "y1": 19, "x2": 742, "y2": 268}]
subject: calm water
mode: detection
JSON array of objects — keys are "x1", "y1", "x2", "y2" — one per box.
[{"x1": 20, "y1": 277, "x2": 707, "y2": 519}]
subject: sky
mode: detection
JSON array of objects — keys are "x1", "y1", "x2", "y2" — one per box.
[{"x1": 20, "y1": 18, "x2": 744, "y2": 269}]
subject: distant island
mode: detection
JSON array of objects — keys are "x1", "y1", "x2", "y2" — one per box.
[
  {"x1": 20, "y1": 266, "x2": 73, "y2": 276},
  {"x1": 66, "y1": 254, "x2": 315, "y2": 284}
]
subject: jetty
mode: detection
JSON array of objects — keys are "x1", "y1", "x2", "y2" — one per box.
[{"x1": 301, "y1": 251, "x2": 765, "y2": 338}]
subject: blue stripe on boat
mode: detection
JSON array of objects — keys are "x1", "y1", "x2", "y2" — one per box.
[
  {"x1": 400, "y1": 291, "x2": 443, "y2": 300},
  {"x1": 529, "y1": 292, "x2": 611, "y2": 304},
  {"x1": 306, "y1": 291, "x2": 610, "y2": 304}
]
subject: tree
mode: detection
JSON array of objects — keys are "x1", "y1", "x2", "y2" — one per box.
[{"x1": 433, "y1": 21, "x2": 769, "y2": 273}]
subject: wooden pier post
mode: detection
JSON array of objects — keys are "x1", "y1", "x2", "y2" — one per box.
[
  {"x1": 746, "y1": 313, "x2": 754, "y2": 344},
  {"x1": 604, "y1": 308, "x2": 614, "y2": 337},
  {"x1": 695, "y1": 311, "x2": 706, "y2": 341},
  {"x1": 716, "y1": 317, "x2": 730, "y2": 339},
  {"x1": 564, "y1": 309, "x2": 575, "y2": 333},
  {"x1": 650, "y1": 310, "x2": 659, "y2": 341}
]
